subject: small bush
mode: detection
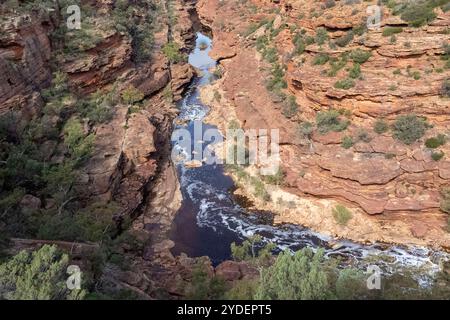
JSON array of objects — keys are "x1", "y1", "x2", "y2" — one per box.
[
  {"x1": 292, "y1": 34, "x2": 306, "y2": 56},
  {"x1": 392, "y1": 114, "x2": 429, "y2": 145},
  {"x1": 382, "y1": 27, "x2": 403, "y2": 37},
  {"x1": 263, "y1": 168, "x2": 285, "y2": 185},
  {"x1": 352, "y1": 23, "x2": 367, "y2": 36},
  {"x1": 315, "y1": 27, "x2": 329, "y2": 45},
  {"x1": 327, "y1": 54, "x2": 348, "y2": 76},
  {"x1": 349, "y1": 49, "x2": 372, "y2": 64},
  {"x1": 348, "y1": 63, "x2": 361, "y2": 79},
  {"x1": 334, "y1": 31, "x2": 354, "y2": 47},
  {"x1": 332, "y1": 205, "x2": 353, "y2": 225},
  {"x1": 282, "y1": 96, "x2": 298, "y2": 118},
  {"x1": 298, "y1": 122, "x2": 314, "y2": 139},
  {"x1": 324, "y1": 0, "x2": 336, "y2": 8},
  {"x1": 356, "y1": 129, "x2": 372, "y2": 142},
  {"x1": 431, "y1": 150, "x2": 445, "y2": 161},
  {"x1": 316, "y1": 110, "x2": 350, "y2": 134},
  {"x1": 341, "y1": 136, "x2": 354, "y2": 149},
  {"x1": 441, "y1": 78, "x2": 450, "y2": 97},
  {"x1": 121, "y1": 85, "x2": 144, "y2": 105},
  {"x1": 425, "y1": 134, "x2": 446, "y2": 148},
  {"x1": 313, "y1": 53, "x2": 330, "y2": 65},
  {"x1": 373, "y1": 119, "x2": 389, "y2": 134},
  {"x1": 334, "y1": 78, "x2": 355, "y2": 89},
  {"x1": 162, "y1": 42, "x2": 186, "y2": 63}
]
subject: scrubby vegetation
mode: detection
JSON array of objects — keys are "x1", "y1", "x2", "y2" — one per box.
[
  {"x1": 425, "y1": 134, "x2": 446, "y2": 148},
  {"x1": 162, "y1": 42, "x2": 186, "y2": 63},
  {"x1": 341, "y1": 136, "x2": 354, "y2": 149},
  {"x1": 394, "y1": 0, "x2": 450, "y2": 27},
  {"x1": 221, "y1": 236, "x2": 450, "y2": 300},
  {"x1": 382, "y1": 27, "x2": 403, "y2": 37},
  {"x1": 0, "y1": 245, "x2": 86, "y2": 300},
  {"x1": 442, "y1": 78, "x2": 450, "y2": 97},
  {"x1": 332, "y1": 205, "x2": 353, "y2": 225},
  {"x1": 282, "y1": 95, "x2": 299, "y2": 118},
  {"x1": 334, "y1": 78, "x2": 355, "y2": 90},
  {"x1": 373, "y1": 119, "x2": 389, "y2": 134},
  {"x1": 313, "y1": 53, "x2": 330, "y2": 65},
  {"x1": 349, "y1": 49, "x2": 372, "y2": 64},
  {"x1": 431, "y1": 150, "x2": 445, "y2": 161},
  {"x1": 334, "y1": 31, "x2": 354, "y2": 47},
  {"x1": 392, "y1": 114, "x2": 430, "y2": 145},
  {"x1": 316, "y1": 110, "x2": 350, "y2": 134}
]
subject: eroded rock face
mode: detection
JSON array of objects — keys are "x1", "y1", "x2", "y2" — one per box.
[
  {"x1": 0, "y1": 9, "x2": 58, "y2": 116},
  {"x1": 197, "y1": 0, "x2": 450, "y2": 246}
]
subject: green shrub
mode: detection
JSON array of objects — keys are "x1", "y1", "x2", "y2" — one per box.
[
  {"x1": 388, "y1": 84, "x2": 397, "y2": 91},
  {"x1": 334, "y1": 31, "x2": 354, "y2": 47},
  {"x1": 63, "y1": 118, "x2": 95, "y2": 164},
  {"x1": 231, "y1": 234, "x2": 275, "y2": 266},
  {"x1": 184, "y1": 263, "x2": 227, "y2": 300},
  {"x1": 382, "y1": 27, "x2": 403, "y2": 37},
  {"x1": 315, "y1": 27, "x2": 329, "y2": 45},
  {"x1": 399, "y1": 0, "x2": 440, "y2": 27},
  {"x1": 255, "y1": 248, "x2": 332, "y2": 300},
  {"x1": 335, "y1": 269, "x2": 368, "y2": 299},
  {"x1": 349, "y1": 49, "x2": 372, "y2": 64},
  {"x1": 356, "y1": 129, "x2": 372, "y2": 142},
  {"x1": 313, "y1": 53, "x2": 330, "y2": 65},
  {"x1": 266, "y1": 63, "x2": 287, "y2": 94},
  {"x1": 263, "y1": 168, "x2": 285, "y2": 185},
  {"x1": 425, "y1": 134, "x2": 446, "y2": 148},
  {"x1": 332, "y1": 204, "x2": 353, "y2": 225},
  {"x1": 431, "y1": 150, "x2": 445, "y2": 161},
  {"x1": 316, "y1": 110, "x2": 350, "y2": 134},
  {"x1": 352, "y1": 23, "x2": 367, "y2": 36},
  {"x1": 225, "y1": 279, "x2": 258, "y2": 300},
  {"x1": 441, "y1": 78, "x2": 450, "y2": 97},
  {"x1": 282, "y1": 96, "x2": 298, "y2": 118},
  {"x1": 373, "y1": 119, "x2": 389, "y2": 134},
  {"x1": 348, "y1": 63, "x2": 361, "y2": 79},
  {"x1": 324, "y1": 0, "x2": 336, "y2": 8},
  {"x1": 327, "y1": 54, "x2": 348, "y2": 76},
  {"x1": 334, "y1": 78, "x2": 355, "y2": 89},
  {"x1": 341, "y1": 136, "x2": 354, "y2": 149},
  {"x1": 162, "y1": 42, "x2": 186, "y2": 63},
  {"x1": 37, "y1": 202, "x2": 117, "y2": 242},
  {"x1": 392, "y1": 114, "x2": 429, "y2": 144},
  {"x1": 292, "y1": 34, "x2": 306, "y2": 55},
  {"x1": 121, "y1": 85, "x2": 144, "y2": 105},
  {"x1": 298, "y1": 121, "x2": 314, "y2": 139}
]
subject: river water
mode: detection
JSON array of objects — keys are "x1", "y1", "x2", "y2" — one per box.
[{"x1": 169, "y1": 33, "x2": 448, "y2": 283}]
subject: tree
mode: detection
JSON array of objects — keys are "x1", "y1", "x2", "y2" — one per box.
[
  {"x1": 231, "y1": 234, "x2": 275, "y2": 266},
  {"x1": 0, "y1": 245, "x2": 86, "y2": 300},
  {"x1": 255, "y1": 248, "x2": 332, "y2": 300}
]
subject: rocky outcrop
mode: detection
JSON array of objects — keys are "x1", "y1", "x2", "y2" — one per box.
[{"x1": 0, "y1": 7, "x2": 59, "y2": 116}]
